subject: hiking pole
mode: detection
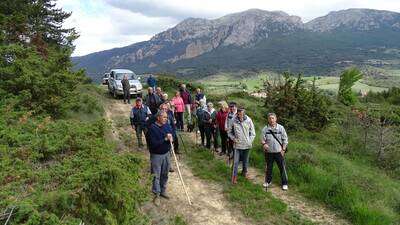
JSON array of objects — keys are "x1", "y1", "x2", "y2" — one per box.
[
  {"x1": 230, "y1": 147, "x2": 235, "y2": 183},
  {"x1": 195, "y1": 128, "x2": 198, "y2": 146},
  {"x1": 4, "y1": 206, "x2": 15, "y2": 225},
  {"x1": 170, "y1": 141, "x2": 192, "y2": 205}
]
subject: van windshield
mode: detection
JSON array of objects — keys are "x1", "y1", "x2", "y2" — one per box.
[{"x1": 115, "y1": 73, "x2": 136, "y2": 80}]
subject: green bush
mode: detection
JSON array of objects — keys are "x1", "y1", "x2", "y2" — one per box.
[{"x1": 260, "y1": 73, "x2": 332, "y2": 131}]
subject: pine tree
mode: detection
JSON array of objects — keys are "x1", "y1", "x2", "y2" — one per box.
[{"x1": 0, "y1": 0, "x2": 85, "y2": 117}]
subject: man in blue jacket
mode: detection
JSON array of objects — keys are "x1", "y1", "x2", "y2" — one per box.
[
  {"x1": 147, "y1": 74, "x2": 157, "y2": 90},
  {"x1": 147, "y1": 111, "x2": 174, "y2": 206},
  {"x1": 130, "y1": 98, "x2": 152, "y2": 148}
]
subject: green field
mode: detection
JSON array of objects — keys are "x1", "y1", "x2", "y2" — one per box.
[{"x1": 200, "y1": 72, "x2": 391, "y2": 94}]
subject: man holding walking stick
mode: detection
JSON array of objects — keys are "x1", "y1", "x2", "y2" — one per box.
[{"x1": 147, "y1": 111, "x2": 174, "y2": 205}]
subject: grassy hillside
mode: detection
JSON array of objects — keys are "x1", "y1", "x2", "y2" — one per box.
[
  {"x1": 199, "y1": 88, "x2": 400, "y2": 225},
  {"x1": 0, "y1": 85, "x2": 150, "y2": 224}
]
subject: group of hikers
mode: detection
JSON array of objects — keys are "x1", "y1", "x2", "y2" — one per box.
[{"x1": 128, "y1": 76, "x2": 289, "y2": 205}]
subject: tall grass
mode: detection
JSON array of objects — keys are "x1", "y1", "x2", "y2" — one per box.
[
  {"x1": 183, "y1": 139, "x2": 314, "y2": 225},
  {"x1": 207, "y1": 92, "x2": 400, "y2": 225}
]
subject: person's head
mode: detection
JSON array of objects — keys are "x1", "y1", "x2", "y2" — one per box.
[
  {"x1": 148, "y1": 87, "x2": 153, "y2": 94},
  {"x1": 268, "y1": 113, "x2": 277, "y2": 126},
  {"x1": 196, "y1": 88, "x2": 201, "y2": 93},
  {"x1": 156, "y1": 111, "x2": 168, "y2": 125},
  {"x1": 135, "y1": 98, "x2": 143, "y2": 107},
  {"x1": 123, "y1": 74, "x2": 128, "y2": 80},
  {"x1": 199, "y1": 99, "x2": 206, "y2": 108},
  {"x1": 156, "y1": 87, "x2": 162, "y2": 94},
  {"x1": 162, "y1": 93, "x2": 168, "y2": 100},
  {"x1": 219, "y1": 101, "x2": 228, "y2": 111},
  {"x1": 175, "y1": 91, "x2": 180, "y2": 97},
  {"x1": 207, "y1": 102, "x2": 214, "y2": 111},
  {"x1": 181, "y1": 84, "x2": 186, "y2": 89},
  {"x1": 149, "y1": 74, "x2": 153, "y2": 78},
  {"x1": 159, "y1": 103, "x2": 169, "y2": 112},
  {"x1": 236, "y1": 107, "x2": 245, "y2": 121},
  {"x1": 229, "y1": 102, "x2": 237, "y2": 113}
]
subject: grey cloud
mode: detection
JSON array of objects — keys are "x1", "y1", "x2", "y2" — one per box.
[{"x1": 104, "y1": 0, "x2": 218, "y2": 19}]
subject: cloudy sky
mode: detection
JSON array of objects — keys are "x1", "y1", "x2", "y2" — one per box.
[{"x1": 57, "y1": 0, "x2": 400, "y2": 56}]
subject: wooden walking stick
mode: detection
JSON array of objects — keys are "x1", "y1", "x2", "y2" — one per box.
[{"x1": 170, "y1": 141, "x2": 192, "y2": 205}]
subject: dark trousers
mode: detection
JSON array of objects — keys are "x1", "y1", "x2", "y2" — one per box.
[
  {"x1": 198, "y1": 124, "x2": 205, "y2": 146},
  {"x1": 227, "y1": 139, "x2": 234, "y2": 156},
  {"x1": 175, "y1": 112, "x2": 184, "y2": 130},
  {"x1": 150, "y1": 153, "x2": 170, "y2": 195},
  {"x1": 173, "y1": 135, "x2": 179, "y2": 153},
  {"x1": 134, "y1": 124, "x2": 147, "y2": 147},
  {"x1": 123, "y1": 89, "x2": 130, "y2": 103},
  {"x1": 219, "y1": 129, "x2": 228, "y2": 153},
  {"x1": 205, "y1": 125, "x2": 217, "y2": 149},
  {"x1": 265, "y1": 152, "x2": 288, "y2": 185}
]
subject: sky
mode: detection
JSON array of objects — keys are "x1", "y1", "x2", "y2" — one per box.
[{"x1": 56, "y1": 0, "x2": 400, "y2": 57}]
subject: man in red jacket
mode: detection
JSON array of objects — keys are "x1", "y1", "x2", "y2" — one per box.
[{"x1": 216, "y1": 101, "x2": 229, "y2": 156}]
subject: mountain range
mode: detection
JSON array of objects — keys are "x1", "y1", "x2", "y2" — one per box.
[{"x1": 72, "y1": 8, "x2": 400, "y2": 82}]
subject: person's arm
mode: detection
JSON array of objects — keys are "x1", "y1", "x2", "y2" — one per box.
[
  {"x1": 188, "y1": 92, "x2": 192, "y2": 104},
  {"x1": 228, "y1": 122, "x2": 235, "y2": 140},
  {"x1": 249, "y1": 119, "x2": 256, "y2": 143},
  {"x1": 145, "y1": 107, "x2": 152, "y2": 121},
  {"x1": 281, "y1": 126, "x2": 288, "y2": 151},
  {"x1": 224, "y1": 116, "x2": 229, "y2": 131},
  {"x1": 260, "y1": 127, "x2": 269, "y2": 152},
  {"x1": 260, "y1": 127, "x2": 267, "y2": 145},
  {"x1": 130, "y1": 109, "x2": 135, "y2": 128}
]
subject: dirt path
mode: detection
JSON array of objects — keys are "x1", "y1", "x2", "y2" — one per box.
[
  {"x1": 104, "y1": 98, "x2": 254, "y2": 225},
  {"x1": 186, "y1": 132, "x2": 350, "y2": 225}
]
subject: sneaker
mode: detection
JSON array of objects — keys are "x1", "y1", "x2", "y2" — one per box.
[
  {"x1": 153, "y1": 194, "x2": 161, "y2": 206},
  {"x1": 263, "y1": 182, "x2": 271, "y2": 188},
  {"x1": 282, "y1": 185, "x2": 288, "y2": 191},
  {"x1": 160, "y1": 193, "x2": 170, "y2": 200}
]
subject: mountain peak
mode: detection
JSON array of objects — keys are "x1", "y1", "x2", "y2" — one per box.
[{"x1": 306, "y1": 8, "x2": 400, "y2": 32}]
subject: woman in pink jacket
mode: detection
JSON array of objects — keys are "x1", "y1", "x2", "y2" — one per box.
[{"x1": 171, "y1": 91, "x2": 185, "y2": 131}]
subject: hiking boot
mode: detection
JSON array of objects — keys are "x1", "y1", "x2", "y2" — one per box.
[
  {"x1": 282, "y1": 185, "x2": 288, "y2": 191},
  {"x1": 160, "y1": 192, "x2": 170, "y2": 200},
  {"x1": 263, "y1": 182, "x2": 271, "y2": 188},
  {"x1": 153, "y1": 194, "x2": 161, "y2": 206},
  {"x1": 231, "y1": 176, "x2": 237, "y2": 185},
  {"x1": 242, "y1": 173, "x2": 250, "y2": 180}
]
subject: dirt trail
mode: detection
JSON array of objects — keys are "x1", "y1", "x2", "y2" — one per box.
[
  {"x1": 104, "y1": 98, "x2": 254, "y2": 225},
  {"x1": 104, "y1": 96, "x2": 349, "y2": 225},
  {"x1": 187, "y1": 132, "x2": 350, "y2": 225}
]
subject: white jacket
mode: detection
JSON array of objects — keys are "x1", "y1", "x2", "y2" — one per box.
[{"x1": 228, "y1": 115, "x2": 256, "y2": 150}]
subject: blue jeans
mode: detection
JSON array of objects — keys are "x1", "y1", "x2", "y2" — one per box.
[
  {"x1": 150, "y1": 153, "x2": 170, "y2": 194},
  {"x1": 233, "y1": 149, "x2": 250, "y2": 177}
]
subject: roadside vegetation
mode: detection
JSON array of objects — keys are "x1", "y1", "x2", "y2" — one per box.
[{"x1": 0, "y1": 1, "x2": 149, "y2": 224}]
